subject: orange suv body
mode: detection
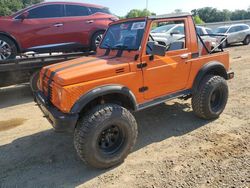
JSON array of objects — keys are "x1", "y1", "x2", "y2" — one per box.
[{"x1": 35, "y1": 13, "x2": 234, "y2": 169}]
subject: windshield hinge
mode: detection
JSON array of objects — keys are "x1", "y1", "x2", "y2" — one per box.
[
  {"x1": 139, "y1": 86, "x2": 148, "y2": 93},
  {"x1": 137, "y1": 62, "x2": 147, "y2": 69}
]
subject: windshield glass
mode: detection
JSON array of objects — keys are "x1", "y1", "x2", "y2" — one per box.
[
  {"x1": 151, "y1": 24, "x2": 175, "y2": 33},
  {"x1": 214, "y1": 27, "x2": 229, "y2": 34},
  {"x1": 100, "y1": 20, "x2": 146, "y2": 50}
]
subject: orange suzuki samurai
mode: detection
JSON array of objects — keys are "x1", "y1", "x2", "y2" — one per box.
[{"x1": 35, "y1": 13, "x2": 234, "y2": 169}]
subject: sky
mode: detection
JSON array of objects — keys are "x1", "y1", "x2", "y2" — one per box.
[{"x1": 46, "y1": 0, "x2": 250, "y2": 16}]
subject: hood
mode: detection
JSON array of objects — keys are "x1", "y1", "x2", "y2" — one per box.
[
  {"x1": 151, "y1": 32, "x2": 170, "y2": 38},
  {"x1": 43, "y1": 56, "x2": 131, "y2": 86}
]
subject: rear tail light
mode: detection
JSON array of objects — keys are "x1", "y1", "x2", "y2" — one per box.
[{"x1": 110, "y1": 17, "x2": 119, "y2": 22}]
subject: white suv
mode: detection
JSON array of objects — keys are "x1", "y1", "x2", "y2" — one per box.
[{"x1": 215, "y1": 24, "x2": 250, "y2": 48}]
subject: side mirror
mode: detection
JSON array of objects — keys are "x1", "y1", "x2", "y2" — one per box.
[
  {"x1": 152, "y1": 43, "x2": 166, "y2": 56},
  {"x1": 170, "y1": 31, "x2": 180, "y2": 36},
  {"x1": 20, "y1": 12, "x2": 29, "y2": 20}
]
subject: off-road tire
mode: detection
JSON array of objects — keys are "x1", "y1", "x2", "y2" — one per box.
[
  {"x1": 30, "y1": 71, "x2": 40, "y2": 92},
  {"x1": 0, "y1": 35, "x2": 18, "y2": 60},
  {"x1": 243, "y1": 35, "x2": 250, "y2": 45},
  {"x1": 91, "y1": 31, "x2": 104, "y2": 51},
  {"x1": 74, "y1": 104, "x2": 138, "y2": 169},
  {"x1": 192, "y1": 75, "x2": 228, "y2": 120}
]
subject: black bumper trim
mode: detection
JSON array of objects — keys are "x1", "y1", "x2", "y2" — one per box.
[{"x1": 35, "y1": 91, "x2": 79, "y2": 132}]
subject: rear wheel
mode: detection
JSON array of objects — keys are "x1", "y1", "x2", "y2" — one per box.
[
  {"x1": 243, "y1": 35, "x2": 250, "y2": 45},
  {"x1": 192, "y1": 75, "x2": 228, "y2": 120},
  {"x1": 0, "y1": 35, "x2": 17, "y2": 61},
  {"x1": 91, "y1": 31, "x2": 104, "y2": 51},
  {"x1": 74, "y1": 104, "x2": 138, "y2": 169}
]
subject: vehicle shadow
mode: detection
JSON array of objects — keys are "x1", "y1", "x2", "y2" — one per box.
[
  {"x1": 0, "y1": 102, "x2": 210, "y2": 187},
  {"x1": 0, "y1": 84, "x2": 33, "y2": 109}
]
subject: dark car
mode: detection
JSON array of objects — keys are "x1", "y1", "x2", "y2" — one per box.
[{"x1": 0, "y1": 2, "x2": 118, "y2": 60}]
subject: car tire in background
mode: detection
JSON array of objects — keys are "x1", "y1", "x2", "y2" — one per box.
[
  {"x1": 30, "y1": 71, "x2": 40, "y2": 93},
  {"x1": 243, "y1": 35, "x2": 250, "y2": 45},
  {"x1": 221, "y1": 39, "x2": 228, "y2": 48},
  {"x1": 91, "y1": 31, "x2": 105, "y2": 51},
  {"x1": 0, "y1": 35, "x2": 18, "y2": 61}
]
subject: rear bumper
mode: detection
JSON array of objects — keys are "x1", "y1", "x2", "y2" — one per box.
[
  {"x1": 227, "y1": 71, "x2": 234, "y2": 80},
  {"x1": 34, "y1": 91, "x2": 78, "y2": 132}
]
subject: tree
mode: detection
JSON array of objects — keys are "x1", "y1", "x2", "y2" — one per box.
[
  {"x1": 231, "y1": 10, "x2": 249, "y2": 20},
  {"x1": 193, "y1": 15, "x2": 204, "y2": 24},
  {"x1": 174, "y1": 9, "x2": 182, "y2": 13},
  {"x1": 0, "y1": 0, "x2": 43, "y2": 16},
  {"x1": 126, "y1": 9, "x2": 155, "y2": 18}
]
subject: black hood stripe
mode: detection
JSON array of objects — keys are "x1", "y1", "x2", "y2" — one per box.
[{"x1": 46, "y1": 58, "x2": 99, "y2": 98}]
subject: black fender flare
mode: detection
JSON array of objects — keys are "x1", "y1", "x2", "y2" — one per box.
[
  {"x1": 70, "y1": 85, "x2": 137, "y2": 114},
  {"x1": 0, "y1": 31, "x2": 21, "y2": 52},
  {"x1": 192, "y1": 61, "x2": 228, "y2": 93}
]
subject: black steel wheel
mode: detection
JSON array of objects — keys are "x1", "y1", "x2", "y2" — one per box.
[
  {"x1": 74, "y1": 104, "x2": 138, "y2": 169},
  {"x1": 192, "y1": 75, "x2": 228, "y2": 120}
]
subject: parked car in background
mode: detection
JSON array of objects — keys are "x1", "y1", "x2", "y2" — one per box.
[
  {"x1": 151, "y1": 24, "x2": 185, "y2": 46},
  {"x1": 196, "y1": 26, "x2": 218, "y2": 48},
  {"x1": 214, "y1": 24, "x2": 250, "y2": 48},
  {"x1": 0, "y1": 2, "x2": 118, "y2": 60},
  {"x1": 150, "y1": 24, "x2": 218, "y2": 49}
]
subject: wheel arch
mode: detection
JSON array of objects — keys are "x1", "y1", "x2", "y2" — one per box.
[
  {"x1": 70, "y1": 85, "x2": 137, "y2": 114},
  {"x1": 0, "y1": 32, "x2": 21, "y2": 52},
  {"x1": 192, "y1": 61, "x2": 228, "y2": 93}
]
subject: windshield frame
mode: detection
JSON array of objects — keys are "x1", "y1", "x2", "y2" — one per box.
[{"x1": 99, "y1": 19, "x2": 147, "y2": 51}]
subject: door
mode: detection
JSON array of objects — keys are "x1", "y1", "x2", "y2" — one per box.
[
  {"x1": 15, "y1": 4, "x2": 65, "y2": 50},
  {"x1": 227, "y1": 26, "x2": 239, "y2": 43},
  {"x1": 62, "y1": 4, "x2": 93, "y2": 47},
  {"x1": 142, "y1": 19, "x2": 192, "y2": 100}
]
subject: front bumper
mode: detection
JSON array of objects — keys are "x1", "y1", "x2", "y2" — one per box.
[{"x1": 35, "y1": 91, "x2": 79, "y2": 132}]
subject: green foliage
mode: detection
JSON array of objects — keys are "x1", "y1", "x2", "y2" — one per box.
[
  {"x1": 193, "y1": 15, "x2": 204, "y2": 24},
  {"x1": 0, "y1": 0, "x2": 43, "y2": 16},
  {"x1": 192, "y1": 7, "x2": 250, "y2": 23},
  {"x1": 125, "y1": 9, "x2": 155, "y2": 18}
]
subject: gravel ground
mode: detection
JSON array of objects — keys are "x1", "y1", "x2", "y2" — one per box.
[{"x1": 0, "y1": 45, "x2": 249, "y2": 188}]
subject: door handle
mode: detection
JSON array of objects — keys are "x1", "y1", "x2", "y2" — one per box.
[
  {"x1": 180, "y1": 53, "x2": 189, "y2": 59},
  {"x1": 54, "y1": 23, "x2": 64, "y2": 27},
  {"x1": 86, "y1": 20, "x2": 94, "y2": 24}
]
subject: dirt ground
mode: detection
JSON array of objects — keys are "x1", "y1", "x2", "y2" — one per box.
[{"x1": 0, "y1": 45, "x2": 249, "y2": 188}]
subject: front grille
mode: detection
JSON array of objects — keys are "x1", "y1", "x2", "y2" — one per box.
[{"x1": 48, "y1": 84, "x2": 53, "y2": 101}]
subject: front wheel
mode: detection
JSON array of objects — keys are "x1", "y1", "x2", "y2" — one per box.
[
  {"x1": 91, "y1": 31, "x2": 104, "y2": 51},
  {"x1": 0, "y1": 35, "x2": 17, "y2": 61},
  {"x1": 192, "y1": 75, "x2": 228, "y2": 120},
  {"x1": 74, "y1": 104, "x2": 138, "y2": 169},
  {"x1": 221, "y1": 39, "x2": 228, "y2": 48}
]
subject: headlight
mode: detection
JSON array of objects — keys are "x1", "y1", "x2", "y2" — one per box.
[{"x1": 211, "y1": 42, "x2": 216, "y2": 47}]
